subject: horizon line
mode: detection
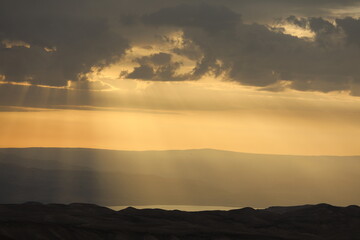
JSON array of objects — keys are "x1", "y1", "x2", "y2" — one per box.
[{"x1": 1, "y1": 147, "x2": 359, "y2": 158}]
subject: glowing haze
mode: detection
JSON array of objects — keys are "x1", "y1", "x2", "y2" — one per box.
[{"x1": 1, "y1": 0, "x2": 360, "y2": 156}]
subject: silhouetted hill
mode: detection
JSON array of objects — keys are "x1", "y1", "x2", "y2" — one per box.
[{"x1": 0, "y1": 202, "x2": 359, "y2": 239}]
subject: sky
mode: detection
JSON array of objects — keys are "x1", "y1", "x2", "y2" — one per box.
[{"x1": 1, "y1": 0, "x2": 360, "y2": 155}]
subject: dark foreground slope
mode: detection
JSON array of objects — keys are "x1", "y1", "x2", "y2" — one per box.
[{"x1": 0, "y1": 203, "x2": 359, "y2": 240}]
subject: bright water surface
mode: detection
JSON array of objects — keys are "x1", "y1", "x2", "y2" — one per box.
[{"x1": 108, "y1": 205, "x2": 241, "y2": 212}]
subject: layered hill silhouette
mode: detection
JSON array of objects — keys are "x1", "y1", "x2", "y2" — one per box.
[
  {"x1": 1, "y1": 148, "x2": 360, "y2": 207},
  {"x1": 0, "y1": 202, "x2": 359, "y2": 240}
]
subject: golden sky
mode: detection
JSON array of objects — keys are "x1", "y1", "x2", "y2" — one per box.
[
  {"x1": 1, "y1": 76, "x2": 360, "y2": 156},
  {"x1": 3, "y1": 1, "x2": 360, "y2": 210},
  {"x1": 2, "y1": 1, "x2": 360, "y2": 156}
]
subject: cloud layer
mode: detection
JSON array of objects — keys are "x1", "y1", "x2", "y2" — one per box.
[
  {"x1": 136, "y1": 3, "x2": 360, "y2": 95},
  {"x1": 2, "y1": 0, "x2": 360, "y2": 96},
  {"x1": 0, "y1": 0, "x2": 129, "y2": 86}
]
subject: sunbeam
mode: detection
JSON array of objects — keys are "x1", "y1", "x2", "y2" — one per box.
[{"x1": 1, "y1": 3, "x2": 360, "y2": 239}]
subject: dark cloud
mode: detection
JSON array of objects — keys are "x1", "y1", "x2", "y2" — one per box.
[
  {"x1": 0, "y1": 0, "x2": 129, "y2": 87},
  {"x1": 136, "y1": 3, "x2": 360, "y2": 95},
  {"x1": 3, "y1": 0, "x2": 360, "y2": 96},
  {"x1": 285, "y1": 16, "x2": 309, "y2": 29},
  {"x1": 207, "y1": 0, "x2": 360, "y2": 23},
  {"x1": 336, "y1": 17, "x2": 360, "y2": 46},
  {"x1": 127, "y1": 65, "x2": 156, "y2": 80},
  {"x1": 142, "y1": 3, "x2": 241, "y2": 32},
  {"x1": 126, "y1": 52, "x2": 189, "y2": 81},
  {"x1": 172, "y1": 39, "x2": 203, "y2": 61}
]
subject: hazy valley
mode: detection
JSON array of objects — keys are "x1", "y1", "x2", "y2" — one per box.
[{"x1": 1, "y1": 148, "x2": 359, "y2": 208}]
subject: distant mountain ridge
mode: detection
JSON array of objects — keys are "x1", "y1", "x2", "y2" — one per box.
[{"x1": 0, "y1": 148, "x2": 360, "y2": 207}]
